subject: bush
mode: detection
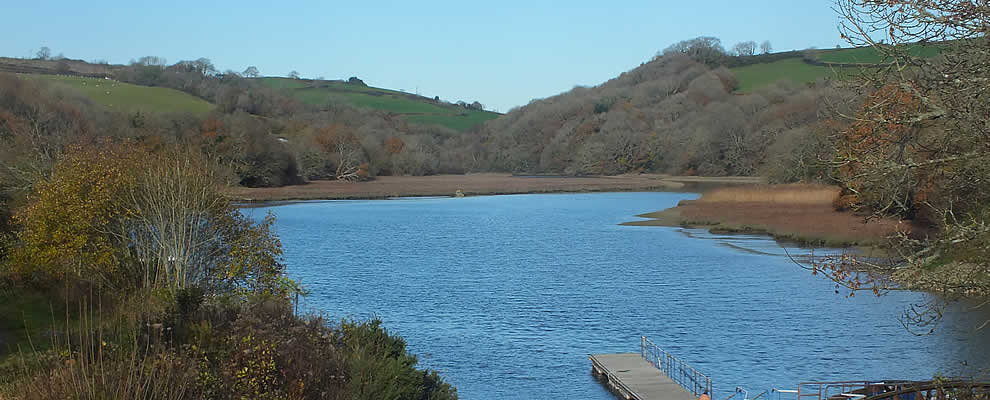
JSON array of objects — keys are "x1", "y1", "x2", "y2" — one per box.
[
  {"x1": 336, "y1": 319, "x2": 457, "y2": 400},
  {"x1": 593, "y1": 97, "x2": 615, "y2": 114},
  {"x1": 9, "y1": 143, "x2": 301, "y2": 300},
  {"x1": 191, "y1": 300, "x2": 344, "y2": 399}
]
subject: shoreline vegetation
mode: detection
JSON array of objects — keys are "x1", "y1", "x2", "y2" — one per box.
[{"x1": 227, "y1": 173, "x2": 763, "y2": 202}]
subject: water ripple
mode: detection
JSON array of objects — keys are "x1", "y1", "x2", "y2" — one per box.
[{"x1": 245, "y1": 193, "x2": 990, "y2": 400}]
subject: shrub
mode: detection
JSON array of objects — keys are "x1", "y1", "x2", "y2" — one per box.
[
  {"x1": 10, "y1": 143, "x2": 142, "y2": 287},
  {"x1": 191, "y1": 300, "x2": 347, "y2": 399},
  {"x1": 9, "y1": 143, "x2": 302, "y2": 300},
  {"x1": 337, "y1": 319, "x2": 457, "y2": 400},
  {"x1": 593, "y1": 97, "x2": 615, "y2": 114}
]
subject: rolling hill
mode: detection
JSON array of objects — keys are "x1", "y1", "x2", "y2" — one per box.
[{"x1": 258, "y1": 77, "x2": 500, "y2": 131}]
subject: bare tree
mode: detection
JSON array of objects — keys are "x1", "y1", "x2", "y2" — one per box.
[
  {"x1": 242, "y1": 66, "x2": 260, "y2": 78},
  {"x1": 662, "y1": 36, "x2": 728, "y2": 66},
  {"x1": 817, "y1": 0, "x2": 990, "y2": 330},
  {"x1": 759, "y1": 40, "x2": 773, "y2": 54},
  {"x1": 126, "y1": 149, "x2": 232, "y2": 290},
  {"x1": 134, "y1": 56, "x2": 167, "y2": 67},
  {"x1": 288, "y1": 70, "x2": 301, "y2": 79},
  {"x1": 313, "y1": 125, "x2": 368, "y2": 181},
  {"x1": 36, "y1": 46, "x2": 51, "y2": 60},
  {"x1": 732, "y1": 41, "x2": 758, "y2": 56},
  {"x1": 192, "y1": 58, "x2": 216, "y2": 76}
]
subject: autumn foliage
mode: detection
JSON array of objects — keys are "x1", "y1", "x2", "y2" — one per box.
[
  {"x1": 11, "y1": 144, "x2": 141, "y2": 285},
  {"x1": 833, "y1": 84, "x2": 933, "y2": 218},
  {"x1": 8, "y1": 143, "x2": 297, "y2": 298}
]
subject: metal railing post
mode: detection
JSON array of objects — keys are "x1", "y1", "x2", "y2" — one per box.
[{"x1": 638, "y1": 336, "x2": 713, "y2": 397}]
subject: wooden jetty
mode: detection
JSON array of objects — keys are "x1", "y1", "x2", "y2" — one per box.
[
  {"x1": 593, "y1": 338, "x2": 990, "y2": 400},
  {"x1": 590, "y1": 353, "x2": 698, "y2": 400},
  {"x1": 591, "y1": 337, "x2": 712, "y2": 400}
]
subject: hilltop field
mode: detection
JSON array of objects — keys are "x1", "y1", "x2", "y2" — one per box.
[
  {"x1": 24, "y1": 74, "x2": 214, "y2": 114},
  {"x1": 258, "y1": 77, "x2": 500, "y2": 131},
  {"x1": 730, "y1": 44, "x2": 940, "y2": 92}
]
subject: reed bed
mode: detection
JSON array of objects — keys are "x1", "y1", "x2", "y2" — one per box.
[{"x1": 696, "y1": 184, "x2": 840, "y2": 205}]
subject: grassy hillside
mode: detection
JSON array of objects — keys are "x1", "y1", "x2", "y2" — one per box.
[
  {"x1": 814, "y1": 44, "x2": 941, "y2": 64},
  {"x1": 258, "y1": 77, "x2": 499, "y2": 131},
  {"x1": 26, "y1": 74, "x2": 214, "y2": 114},
  {"x1": 731, "y1": 58, "x2": 859, "y2": 92},
  {"x1": 730, "y1": 44, "x2": 940, "y2": 93}
]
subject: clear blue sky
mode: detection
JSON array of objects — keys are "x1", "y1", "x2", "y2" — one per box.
[{"x1": 1, "y1": 1, "x2": 843, "y2": 112}]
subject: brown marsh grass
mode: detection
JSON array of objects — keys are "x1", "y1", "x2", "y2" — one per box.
[
  {"x1": 696, "y1": 184, "x2": 840, "y2": 205},
  {"x1": 628, "y1": 184, "x2": 907, "y2": 247}
]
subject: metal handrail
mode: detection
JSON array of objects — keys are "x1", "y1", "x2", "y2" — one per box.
[
  {"x1": 770, "y1": 380, "x2": 974, "y2": 400},
  {"x1": 730, "y1": 386, "x2": 768, "y2": 400},
  {"x1": 640, "y1": 336, "x2": 714, "y2": 397}
]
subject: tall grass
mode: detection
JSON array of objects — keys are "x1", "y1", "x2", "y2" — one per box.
[
  {"x1": 1, "y1": 295, "x2": 194, "y2": 400},
  {"x1": 697, "y1": 184, "x2": 840, "y2": 205}
]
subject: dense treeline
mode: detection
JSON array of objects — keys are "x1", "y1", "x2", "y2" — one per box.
[
  {"x1": 477, "y1": 52, "x2": 844, "y2": 178},
  {"x1": 0, "y1": 74, "x2": 297, "y2": 189},
  {"x1": 2, "y1": 47, "x2": 849, "y2": 194},
  {"x1": 115, "y1": 57, "x2": 303, "y2": 117},
  {"x1": 0, "y1": 72, "x2": 478, "y2": 191}
]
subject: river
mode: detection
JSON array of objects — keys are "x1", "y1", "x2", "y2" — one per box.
[{"x1": 243, "y1": 192, "x2": 990, "y2": 399}]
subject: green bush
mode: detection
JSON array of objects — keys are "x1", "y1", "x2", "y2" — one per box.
[{"x1": 337, "y1": 319, "x2": 457, "y2": 400}]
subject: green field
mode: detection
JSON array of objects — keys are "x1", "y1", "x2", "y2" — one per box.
[
  {"x1": 731, "y1": 45, "x2": 942, "y2": 93},
  {"x1": 813, "y1": 44, "x2": 941, "y2": 64},
  {"x1": 28, "y1": 74, "x2": 215, "y2": 114},
  {"x1": 258, "y1": 77, "x2": 500, "y2": 131},
  {"x1": 731, "y1": 58, "x2": 859, "y2": 93}
]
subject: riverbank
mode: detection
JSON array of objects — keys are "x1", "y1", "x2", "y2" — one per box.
[
  {"x1": 623, "y1": 184, "x2": 909, "y2": 248},
  {"x1": 227, "y1": 173, "x2": 763, "y2": 202}
]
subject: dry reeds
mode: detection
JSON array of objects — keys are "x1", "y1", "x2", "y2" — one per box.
[
  {"x1": 696, "y1": 184, "x2": 840, "y2": 205},
  {"x1": 2, "y1": 296, "x2": 194, "y2": 400}
]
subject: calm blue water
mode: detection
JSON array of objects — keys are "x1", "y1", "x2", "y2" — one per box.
[{"x1": 244, "y1": 192, "x2": 990, "y2": 400}]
